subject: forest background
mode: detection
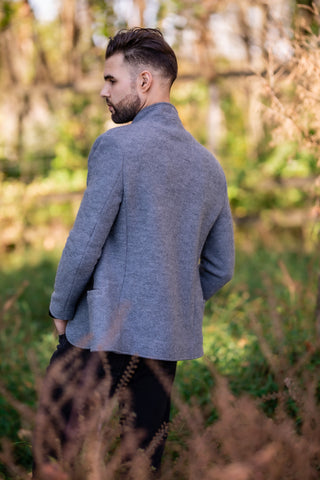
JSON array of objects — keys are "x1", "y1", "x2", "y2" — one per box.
[{"x1": 0, "y1": 0, "x2": 320, "y2": 479}]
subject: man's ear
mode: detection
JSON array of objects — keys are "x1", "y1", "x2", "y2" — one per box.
[{"x1": 138, "y1": 70, "x2": 153, "y2": 93}]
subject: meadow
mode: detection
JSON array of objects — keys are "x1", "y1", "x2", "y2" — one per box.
[{"x1": 0, "y1": 234, "x2": 319, "y2": 479}]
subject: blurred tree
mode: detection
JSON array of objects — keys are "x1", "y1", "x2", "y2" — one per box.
[
  {"x1": 257, "y1": 1, "x2": 320, "y2": 329},
  {"x1": 0, "y1": 0, "x2": 111, "y2": 177},
  {"x1": 0, "y1": 0, "x2": 292, "y2": 171},
  {"x1": 0, "y1": 0, "x2": 318, "y2": 258}
]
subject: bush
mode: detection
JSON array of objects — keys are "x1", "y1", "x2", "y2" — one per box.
[{"x1": 0, "y1": 246, "x2": 319, "y2": 479}]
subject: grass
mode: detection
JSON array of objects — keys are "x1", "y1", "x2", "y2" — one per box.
[{"x1": 0, "y1": 240, "x2": 319, "y2": 478}]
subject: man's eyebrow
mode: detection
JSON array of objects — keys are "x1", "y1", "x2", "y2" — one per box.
[{"x1": 104, "y1": 74, "x2": 115, "y2": 81}]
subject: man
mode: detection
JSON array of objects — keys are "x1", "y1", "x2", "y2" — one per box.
[{"x1": 33, "y1": 27, "x2": 234, "y2": 477}]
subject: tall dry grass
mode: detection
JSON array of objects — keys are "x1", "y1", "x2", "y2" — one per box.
[{"x1": 1, "y1": 308, "x2": 320, "y2": 480}]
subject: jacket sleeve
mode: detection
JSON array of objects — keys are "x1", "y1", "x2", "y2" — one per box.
[
  {"x1": 199, "y1": 187, "x2": 235, "y2": 301},
  {"x1": 49, "y1": 133, "x2": 123, "y2": 320}
]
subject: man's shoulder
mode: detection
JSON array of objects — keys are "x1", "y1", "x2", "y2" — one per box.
[
  {"x1": 186, "y1": 132, "x2": 223, "y2": 166},
  {"x1": 99, "y1": 124, "x2": 132, "y2": 141},
  {"x1": 96, "y1": 123, "x2": 138, "y2": 147},
  {"x1": 87, "y1": 126, "x2": 131, "y2": 161}
]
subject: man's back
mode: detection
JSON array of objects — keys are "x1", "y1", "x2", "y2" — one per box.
[{"x1": 50, "y1": 102, "x2": 234, "y2": 360}]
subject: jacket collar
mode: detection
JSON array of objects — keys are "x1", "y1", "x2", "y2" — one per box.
[{"x1": 132, "y1": 102, "x2": 178, "y2": 123}]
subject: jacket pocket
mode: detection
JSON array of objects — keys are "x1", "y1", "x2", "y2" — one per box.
[{"x1": 87, "y1": 287, "x2": 121, "y2": 349}]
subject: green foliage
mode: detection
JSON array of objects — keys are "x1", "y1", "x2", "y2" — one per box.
[
  {"x1": 0, "y1": 252, "x2": 59, "y2": 476},
  {"x1": 174, "y1": 246, "x2": 319, "y2": 426},
  {"x1": 172, "y1": 79, "x2": 209, "y2": 145},
  {"x1": 0, "y1": 1, "x2": 16, "y2": 31},
  {"x1": 51, "y1": 93, "x2": 104, "y2": 174},
  {"x1": 0, "y1": 236, "x2": 319, "y2": 477},
  {"x1": 174, "y1": 359, "x2": 218, "y2": 425},
  {"x1": 217, "y1": 88, "x2": 317, "y2": 227}
]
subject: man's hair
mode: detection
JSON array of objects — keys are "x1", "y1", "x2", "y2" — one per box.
[{"x1": 106, "y1": 27, "x2": 178, "y2": 86}]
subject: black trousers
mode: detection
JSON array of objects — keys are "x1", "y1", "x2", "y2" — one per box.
[{"x1": 33, "y1": 334, "x2": 177, "y2": 476}]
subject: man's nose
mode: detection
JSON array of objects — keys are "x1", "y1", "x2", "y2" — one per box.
[{"x1": 100, "y1": 84, "x2": 110, "y2": 98}]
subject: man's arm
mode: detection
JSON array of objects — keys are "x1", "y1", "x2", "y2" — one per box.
[
  {"x1": 49, "y1": 134, "x2": 123, "y2": 321},
  {"x1": 199, "y1": 191, "x2": 235, "y2": 301}
]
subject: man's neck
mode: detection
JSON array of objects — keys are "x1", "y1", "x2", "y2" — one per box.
[{"x1": 140, "y1": 91, "x2": 171, "y2": 110}]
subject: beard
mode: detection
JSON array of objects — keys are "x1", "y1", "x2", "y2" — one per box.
[{"x1": 108, "y1": 92, "x2": 142, "y2": 124}]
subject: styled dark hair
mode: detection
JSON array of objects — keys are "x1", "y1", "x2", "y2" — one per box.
[{"x1": 106, "y1": 27, "x2": 178, "y2": 86}]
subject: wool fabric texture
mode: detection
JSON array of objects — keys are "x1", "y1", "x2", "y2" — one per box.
[{"x1": 49, "y1": 102, "x2": 234, "y2": 360}]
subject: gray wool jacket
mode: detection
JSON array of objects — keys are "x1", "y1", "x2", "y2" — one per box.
[{"x1": 49, "y1": 102, "x2": 235, "y2": 361}]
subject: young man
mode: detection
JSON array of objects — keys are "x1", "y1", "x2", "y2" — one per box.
[{"x1": 33, "y1": 27, "x2": 234, "y2": 476}]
